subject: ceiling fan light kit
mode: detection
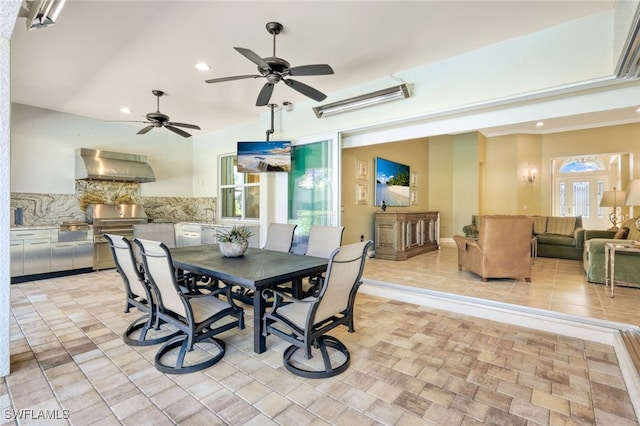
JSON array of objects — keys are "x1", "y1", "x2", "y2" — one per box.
[
  {"x1": 313, "y1": 83, "x2": 412, "y2": 118},
  {"x1": 205, "y1": 21, "x2": 334, "y2": 106}
]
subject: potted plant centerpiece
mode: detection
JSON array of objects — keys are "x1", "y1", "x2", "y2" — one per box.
[{"x1": 216, "y1": 225, "x2": 253, "y2": 257}]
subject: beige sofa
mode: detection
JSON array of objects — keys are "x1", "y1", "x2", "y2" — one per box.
[
  {"x1": 463, "y1": 215, "x2": 584, "y2": 260},
  {"x1": 583, "y1": 218, "x2": 640, "y2": 286}
]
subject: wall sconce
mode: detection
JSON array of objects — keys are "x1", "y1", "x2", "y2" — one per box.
[
  {"x1": 522, "y1": 164, "x2": 536, "y2": 183},
  {"x1": 600, "y1": 188, "x2": 626, "y2": 230}
]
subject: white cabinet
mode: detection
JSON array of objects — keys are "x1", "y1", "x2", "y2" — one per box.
[
  {"x1": 24, "y1": 239, "x2": 51, "y2": 275},
  {"x1": 176, "y1": 223, "x2": 260, "y2": 248},
  {"x1": 10, "y1": 240, "x2": 24, "y2": 277},
  {"x1": 51, "y1": 242, "x2": 74, "y2": 272},
  {"x1": 175, "y1": 223, "x2": 202, "y2": 246},
  {"x1": 73, "y1": 241, "x2": 93, "y2": 269},
  {"x1": 11, "y1": 229, "x2": 52, "y2": 276},
  {"x1": 11, "y1": 227, "x2": 93, "y2": 278},
  {"x1": 201, "y1": 224, "x2": 260, "y2": 247}
]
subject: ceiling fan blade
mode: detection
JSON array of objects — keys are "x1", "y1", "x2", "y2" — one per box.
[
  {"x1": 234, "y1": 47, "x2": 271, "y2": 71},
  {"x1": 284, "y1": 79, "x2": 327, "y2": 102},
  {"x1": 287, "y1": 64, "x2": 334, "y2": 76},
  {"x1": 165, "y1": 125, "x2": 192, "y2": 138},
  {"x1": 205, "y1": 74, "x2": 262, "y2": 84},
  {"x1": 256, "y1": 82, "x2": 275, "y2": 106},
  {"x1": 167, "y1": 122, "x2": 201, "y2": 130},
  {"x1": 137, "y1": 125, "x2": 154, "y2": 135}
]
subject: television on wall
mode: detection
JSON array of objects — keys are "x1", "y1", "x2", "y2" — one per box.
[
  {"x1": 237, "y1": 141, "x2": 291, "y2": 173},
  {"x1": 375, "y1": 157, "x2": 410, "y2": 206}
]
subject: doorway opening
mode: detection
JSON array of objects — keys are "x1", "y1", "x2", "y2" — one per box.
[{"x1": 551, "y1": 153, "x2": 629, "y2": 229}]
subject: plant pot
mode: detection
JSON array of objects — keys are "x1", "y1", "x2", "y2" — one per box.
[{"x1": 219, "y1": 241, "x2": 248, "y2": 257}]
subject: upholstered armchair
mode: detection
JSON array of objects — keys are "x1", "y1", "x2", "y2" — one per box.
[{"x1": 453, "y1": 215, "x2": 533, "y2": 282}]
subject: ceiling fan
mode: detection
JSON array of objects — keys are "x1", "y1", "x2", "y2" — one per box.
[
  {"x1": 205, "y1": 22, "x2": 334, "y2": 106},
  {"x1": 128, "y1": 90, "x2": 201, "y2": 138}
]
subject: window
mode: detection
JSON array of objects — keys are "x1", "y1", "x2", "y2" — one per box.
[
  {"x1": 597, "y1": 181, "x2": 604, "y2": 218},
  {"x1": 219, "y1": 155, "x2": 260, "y2": 220},
  {"x1": 573, "y1": 182, "x2": 589, "y2": 217},
  {"x1": 559, "y1": 157, "x2": 604, "y2": 173}
]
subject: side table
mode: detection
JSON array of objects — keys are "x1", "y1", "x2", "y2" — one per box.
[{"x1": 604, "y1": 242, "x2": 640, "y2": 298}]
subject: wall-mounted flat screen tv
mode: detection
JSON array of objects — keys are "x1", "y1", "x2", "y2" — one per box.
[
  {"x1": 237, "y1": 141, "x2": 292, "y2": 173},
  {"x1": 375, "y1": 157, "x2": 410, "y2": 206}
]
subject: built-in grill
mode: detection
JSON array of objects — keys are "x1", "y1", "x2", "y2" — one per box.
[{"x1": 85, "y1": 204, "x2": 148, "y2": 270}]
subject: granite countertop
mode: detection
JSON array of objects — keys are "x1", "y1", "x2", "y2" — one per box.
[
  {"x1": 10, "y1": 225, "x2": 59, "y2": 231},
  {"x1": 10, "y1": 224, "x2": 94, "y2": 231}
]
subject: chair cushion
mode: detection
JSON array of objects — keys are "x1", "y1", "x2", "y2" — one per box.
[
  {"x1": 535, "y1": 234, "x2": 576, "y2": 247},
  {"x1": 276, "y1": 297, "x2": 315, "y2": 329},
  {"x1": 190, "y1": 296, "x2": 234, "y2": 324},
  {"x1": 546, "y1": 217, "x2": 576, "y2": 236},
  {"x1": 533, "y1": 216, "x2": 547, "y2": 235},
  {"x1": 614, "y1": 227, "x2": 630, "y2": 240}
]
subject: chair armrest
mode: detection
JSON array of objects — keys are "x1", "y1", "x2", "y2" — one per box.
[
  {"x1": 584, "y1": 229, "x2": 617, "y2": 241},
  {"x1": 574, "y1": 228, "x2": 585, "y2": 248},
  {"x1": 463, "y1": 224, "x2": 478, "y2": 238}
]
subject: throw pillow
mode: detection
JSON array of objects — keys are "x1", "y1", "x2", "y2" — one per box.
[
  {"x1": 614, "y1": 227, "x2": 629, "y2": 240},
  {"x1": 546, "y1": 217, "x2": 576, "y2": 236}
]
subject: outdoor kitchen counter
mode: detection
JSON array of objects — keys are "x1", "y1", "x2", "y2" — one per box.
[{"x1": 11, "y1": 225, "x2": 59, "y2": 230}]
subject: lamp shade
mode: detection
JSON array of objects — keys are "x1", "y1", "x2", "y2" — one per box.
[
  {"x1": 600, "y1": 190, "x2": 626, "y2": 207},
  {"x1": 624, "y1": 179, "x2": 640, "y2": 206}
]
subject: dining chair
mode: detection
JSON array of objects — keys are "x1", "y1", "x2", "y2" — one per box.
[
  {"x1": 301, "y1": 225, "x2": 345, "y2": 296},
  {"x1": 262, "y1": 223, "x2": 297, "y2": 253},
  {"x1": 104, "y1": 233, "x2": 179, "y2": 346},
  {"x1": 135, "y1": 238, "x2": 245, "y2": 374},
  {"x1": 263, "y1": 240, "x2": 372, "y2": 378}
]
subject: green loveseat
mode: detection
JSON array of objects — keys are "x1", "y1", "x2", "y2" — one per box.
[
  {"x1": 583, "y1": 218, "x2": 640, "y2": 286},
  {"x1": 463, "y1": 215, "x2": 585, "y2": 260}
]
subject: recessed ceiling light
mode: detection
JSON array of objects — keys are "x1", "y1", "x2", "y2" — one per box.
[
  {"x1": 195, "y1": 62, "x2": 211, "y2": 71},
  {"x1": 536, "y1": 121, "x2": 544, "y2": 127},
  {"x1": 120, "y1": 107, "x2": 132, "y2": 114}
]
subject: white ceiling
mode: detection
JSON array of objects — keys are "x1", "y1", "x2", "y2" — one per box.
[{"x1": 9, "y1": 0, "x2": 637, "y2": 137}]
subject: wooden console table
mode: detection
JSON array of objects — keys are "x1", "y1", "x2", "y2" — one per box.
[{"x1": 374, "y1": 211, "x2": 439, "y2": 260}]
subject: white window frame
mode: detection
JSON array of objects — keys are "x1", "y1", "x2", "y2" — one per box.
[{"x1": 218, "y1": 153, "x2": 260, "y2": 221}]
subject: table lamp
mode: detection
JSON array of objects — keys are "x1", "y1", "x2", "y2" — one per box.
[
  {"x1": 624, "y1": 179, "x2": 640, "y2": 231},
  {"x1": 600, "y1": 188, "x2": 626, "y2": 230}
]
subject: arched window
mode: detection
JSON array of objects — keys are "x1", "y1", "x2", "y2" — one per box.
[{"x1": 559, "y1": 157, "x2": 605, "y2": 173}]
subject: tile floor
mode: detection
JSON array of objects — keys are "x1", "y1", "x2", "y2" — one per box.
[
  {"x1": 363, "y1": 242, "x2": 640, "y2": 326},
  {"x1": 3, "y1": 243, "x2": 639, "y2": 425}
]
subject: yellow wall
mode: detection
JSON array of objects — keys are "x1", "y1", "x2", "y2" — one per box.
[
  {"x1": 428, "y1": 135, "x2": 454, "y2": 236},
  {"x1": 340, "y1": 122, "x2": 639, "y2": 240},
  {"x1": 539, "y1": 123, "x2": 640, "y2": 215},
  {"x1": 342, "y1": 138, "x2": 429, "y2": 244}
]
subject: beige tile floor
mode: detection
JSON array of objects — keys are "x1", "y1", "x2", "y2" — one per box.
[
  {"x1": 3, "y1": 244, "x2": 639, "y2": 425},
  {"x1": 363, "y1": 242, "x2": 640, "y2": 326}
]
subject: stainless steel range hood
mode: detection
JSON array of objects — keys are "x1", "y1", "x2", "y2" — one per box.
[{"x1": 75, "y1": 148, "x2": 156, "y2": 183}]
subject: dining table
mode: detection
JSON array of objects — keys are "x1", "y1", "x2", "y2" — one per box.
[{"x1": 170, "y1": 244, "x2": 329, "y2": 354}]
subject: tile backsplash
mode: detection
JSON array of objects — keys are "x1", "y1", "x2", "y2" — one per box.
[{"x1": 11, "y1": 181, "x2": 216, "y2": 226}]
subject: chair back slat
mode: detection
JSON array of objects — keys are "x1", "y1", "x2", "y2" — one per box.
[
  {"x1": 263, "y1": 223, "x2": 297, "y2": 252},
  {"x1": 314, "y1": 241, "x2": 370, "y2": 323},
  {"x1": 135, "y1": 238, "x2": 186, "y2": 318},
  {"x1": 104, "y1": 234, "x2": 147, "y2": 299},
  {"x1": 306, "y1": 225, "x2": 345, "y2": 258}
]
